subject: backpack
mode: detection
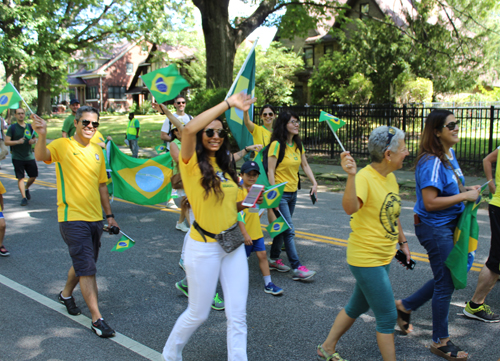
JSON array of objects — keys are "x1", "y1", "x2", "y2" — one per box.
[{"x1": 261, "y1": 141, "x2": 301, "y2": 190}]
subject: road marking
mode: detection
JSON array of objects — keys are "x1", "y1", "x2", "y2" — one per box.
[{"x1": 0, "y1": 274, "x2": 162, "y2": 361}]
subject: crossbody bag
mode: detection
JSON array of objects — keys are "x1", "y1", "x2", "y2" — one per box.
[{"x1": 193, "y1": 220, "x2": 243, "y2": 253}]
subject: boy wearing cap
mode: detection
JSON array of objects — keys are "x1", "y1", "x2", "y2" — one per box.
[
  {"x1": 62, "y1": 99, "x2": 81, "y2": 138},
  {"x1": 238, "y1": 160, "x2": 283, "y2": 296}
]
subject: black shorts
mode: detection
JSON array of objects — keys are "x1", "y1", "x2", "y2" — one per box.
[
  {"x1": 486, "y1": 204, "x2": 500, "y2": 275},
  {"x1": 12, "y1": 159, "x2": 38, "y2": 179},
  {"x1": 59, "y1": 221, "x2": 103, "y2": 277}
]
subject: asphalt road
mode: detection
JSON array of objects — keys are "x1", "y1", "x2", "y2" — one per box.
[{"x1": 1, "y1": 155, "x2": 499, "y2": 361}]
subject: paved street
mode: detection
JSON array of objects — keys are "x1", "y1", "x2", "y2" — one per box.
[{"x1": 1, "y1": 155, "x2": 499, "y2": 361}]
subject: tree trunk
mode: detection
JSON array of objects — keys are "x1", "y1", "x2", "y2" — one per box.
[{"x1": 37, "y1": 72, "x2": 52, "y2": 115}]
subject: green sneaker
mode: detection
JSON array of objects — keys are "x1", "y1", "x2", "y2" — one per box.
[
  {"x1": 175, "y1": 279, "x2": 188, "y2": 297},
  {"x1": 211, "y1": 293, "x2": 224, "y2": 311},
  {"x1": 463, "y1": 302, "x2": 500, "y2": 323}
]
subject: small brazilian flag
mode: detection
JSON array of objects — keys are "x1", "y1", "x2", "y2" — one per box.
[
  {"x1": 111, "y1": 235, "x2": 135, "y2": 252},
  {"x1": 260, "y1": 182, "x2": 287, "y2": 209},
  {"x1": 237, "y1": 211, "x2": 246, "y2": 224},
  {"x1": 140, "y1": 64, "x2": 190, "y2": 104},
  {"x1": 0, "y1": 83, "x2": 23, "y2": 114},
  {"x1": 155, "y1": 144, "x2": 167, "y2": 154},
  {"x1": 266, "y1": 216, "x2": 290, "y2": 238},
  {"x1": 253, "y1": 149, "x2": 270, "y2": 187},
  {"x1": 319, "y1": 111, "x2": 346, "y2": 132}
]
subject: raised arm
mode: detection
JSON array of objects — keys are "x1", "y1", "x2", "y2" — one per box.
[
  {"x1": 152, "y1": 102, "x2": 185, "y2": 131},
  {"x1": 243, "y1": 110, "x2": 255, "y2": 133},
  {"x1": 31, "y1": 114, "x2": 52, "y2": 161}
]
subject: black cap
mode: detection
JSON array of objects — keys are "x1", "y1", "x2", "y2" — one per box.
[
  {"x1": 240, "y1": 160, "x2": 260, "y2": 174},
  {"x1": 70, "y1": 99, "x2": 80, "y2": 105}
]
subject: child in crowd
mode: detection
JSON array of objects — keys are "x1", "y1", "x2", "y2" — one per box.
[{"x1": 238, "y1": 160, "x2": 283, "y2": 295}]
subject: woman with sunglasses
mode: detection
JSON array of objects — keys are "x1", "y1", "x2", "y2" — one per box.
[
  {"x1": 162, "y1": 93, "x2": 256, "y2": 361},
  {"x1": 396, "y1": 110, "x2": 479, "y2": 361},
  {"x1": 266, "y1": 110, "x2": 318, "y2": 280},
  {"x1": 318, "y1": 126, "x2": 410, "y2": 361},
  {"x1": 243, "y1": 104, "x2": 276, "y2": 147}
]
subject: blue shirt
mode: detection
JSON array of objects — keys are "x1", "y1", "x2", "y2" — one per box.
[{"x1": 414, "y1": 149, "x2": 464, "y2": 227}]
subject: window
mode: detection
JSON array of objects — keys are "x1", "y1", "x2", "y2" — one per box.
[
  {"x1": 86, "y1": 86, "x2": 98, "y2": 100},
  {"x1": 68, "y1": 63, "x2": 78, "y2": 74},
  {"x1": 324, "y1": 44, "x2": 334, "y2": 55},
  {"x1": 86, "y1": 61, "x2": 96, "y2": 71},
  {"x1": 126, "y1": 62, "x2": 134, "y2": 74},
  {"x1": 304, "y1": 48, "x2": 314, "y2": 68},
  {"x1": 108, "y1": 86, "x2": 126, "y2": 100},
  {"x1": 360, "y1": 4, "x2": 369, "y2": 18}
]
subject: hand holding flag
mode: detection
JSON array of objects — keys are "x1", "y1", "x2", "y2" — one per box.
[
  {"x1": 319, "y1": 111, "x2": 346, "y2": 152},
  {"x1": 260, "y1": 182, "x2": 287, "y2": 209}
]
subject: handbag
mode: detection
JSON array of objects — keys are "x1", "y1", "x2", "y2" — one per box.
[
  {"x1": 193, "y1": 221, "x2": 243, "y2": 253},
  {"x1": 171, "y1": 173, "x2": 183, "y2": 189}
]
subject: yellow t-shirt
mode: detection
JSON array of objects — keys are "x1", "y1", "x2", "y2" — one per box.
[
  {"x1": 180, "y1": 152, "x2": 239, "y2": 242},
  {"x1": 489, "y1": 146, "x2": 500, "y2": 208},
  {"x1": 251, "y1": 124, "x2": 272, "y2": 147},
  {"x1": 46, "y1": 138, "x2": 107, "y2": 222},
  {"x1": 347, "y1": 165, "x2": 401, "y2": 267},
  {"x1": 0, "y1": 180, "x2": 6, "y2": 195},
  {"x1": 90, "y1": 130, "x2": 105, "y2": 146},
  {"x1": 237, "y1": 188, "x2": 264, "y2": 240},
  {"x1": 268, "y1": 140, "x2": 302, "y2": 192}
]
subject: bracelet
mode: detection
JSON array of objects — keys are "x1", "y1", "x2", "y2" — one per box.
[
  {"x1": 105, "y1": 214, "x2": 115, "y2": 219},
  {"x1": 398, "y1": 241, "x2": 407, "y2": 245},
  {"x1": 244, "y1": 147, "x2": 249, "y2": 153},
  {"x1": 225, "y1": 100, "x2": 231, "y2": 110}
]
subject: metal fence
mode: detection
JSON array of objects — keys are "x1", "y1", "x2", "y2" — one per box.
[{"x1": 254, "y1": 104, "x2": 500, "y2": 166}]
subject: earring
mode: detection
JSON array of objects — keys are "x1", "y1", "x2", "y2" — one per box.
[{"x1": 388, "y1": 159, "x2": 391, "y2": 163}]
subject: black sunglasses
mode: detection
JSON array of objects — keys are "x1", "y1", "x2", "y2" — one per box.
[
  {"x1": 204, "y1": 128, "x2": 227, "y2": 138},
  {"x1": 385, "y1": 126, "x2": 396, "y2": 151},
  {"x1": 262, "y1": 112, "x2": 274, "y2": 117},
  {"x1": 176, "y1": 101, "x2": 186, "y2": 105},
  {"x1": 443, "y1": 121, "x2": 459, "y2": 131},
  {"x1": 80, "y1": 119, "x2": 99, "y2": 128}
]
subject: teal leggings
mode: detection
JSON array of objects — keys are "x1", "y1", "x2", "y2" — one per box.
[{"x1": 344, "y1": 264, "x2": 397, "y2": 334}]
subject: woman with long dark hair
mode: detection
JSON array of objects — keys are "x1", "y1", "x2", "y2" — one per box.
[
  {"x1": 266, "y1": 110, "x2": 318, "y2": 280},
  {"x1": 162, "y1": 93, "x2": 256, "y2": 361},
  {"x1": 243, "y1": 104, "x2": 276, "y2": 147},
  {"x1": 396, "y1": 110, "x2": 479, "y2": 361}
]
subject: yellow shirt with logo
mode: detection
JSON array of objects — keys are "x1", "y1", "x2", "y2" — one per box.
[
  {"x1": 347, "y1": 165, "x2": 400, "y2": 267},
  {"x1": 237, "y1": 188, "x2": 264, "y2": 240},
  {"x1": 180, "y1": 152, "x2": 239, "y2": 242},
  {"x1": 489, "y1": 146, "x2": 500, "y2": 208},
  {"x1": 90, "y1": 130, "x2": 105, "y2": 146},
  {"x1": 46, "y1": 138, "x2": 107, "y2": 222},
  {"x1": 268, "y1": 140, "x2": 302, "y2": 192},
  {"x1": 251, "y1": 124, "x2": 272, "y2": 147}
]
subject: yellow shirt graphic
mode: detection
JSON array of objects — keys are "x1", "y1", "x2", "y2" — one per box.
[
  {"x1": 180, "y1": 153, "x2": 239, "y2": 242},
  {"x1": 347, "y1": 165, "x2": 400, "y2": 267},
  {"x1": 46, "y1": 138, "x2": 107, "y2": 222},
  {"x1": 268, "y1": 140, "x2": 302, "y2": 192},
  {"x1": 237, "y1": 188, "x2": 264, "y2": 240},
  {"x1": 251, "y1": 124, "x2": 271, "y2": 148}
]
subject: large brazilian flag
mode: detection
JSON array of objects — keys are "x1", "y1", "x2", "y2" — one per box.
[
  {"x1": 107, "y1": 141, "x2": 174, "y2": 205},
  {"x1": 225, "y1": 41, "x2": 257, "y2": 150},
  {"x1": 140, "y1": 64, "x2": 190, "y2": 104},
  {"x1": 0, "y1": 83, "x2": 23, "y2": 113}
]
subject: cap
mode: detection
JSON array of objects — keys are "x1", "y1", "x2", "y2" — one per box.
[
  {"x1": 240, "y1": 160, "x2": 260, "y2": 174},
  {"x1": 171, "y1": 120, "x2": 185, "y2": 131},
  {"x1": 70, "y1": 99, "x2": 80, "y2": 105}
]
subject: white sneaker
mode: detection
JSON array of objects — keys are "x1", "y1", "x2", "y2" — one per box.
[
  {"x1": 166, "y1": 199, "x2": 178, "y2": 209},
  {"x1": 176, "y1": 221, "x2": 189, "y2": 233}
]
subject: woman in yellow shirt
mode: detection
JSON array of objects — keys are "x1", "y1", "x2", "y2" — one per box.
[
  {"x1": 162, "y1": 93, "x2": 256, "y2": 361},
  {"x1": 243, "y1": 104, "x2": 275, "y2": 147}
]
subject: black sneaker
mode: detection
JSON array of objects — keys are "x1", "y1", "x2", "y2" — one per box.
[
  {"x1": 20, "y1": 198, "x2": 28, "y2": 206},
  {"x1": 91, "y1": 318, "x2": 116, "y2": 338},
  {"x1": 463, "y1": 302, "x2": 500, "y2": 322},
  {"x1": 58, "y1": 292, "x2": 81, "y2": 315},
  {"x1": 25, "y1": 189, "x2": 31, "y2": 200}
]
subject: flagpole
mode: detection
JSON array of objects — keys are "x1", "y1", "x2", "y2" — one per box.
[
  {"x1": 119, "y1": 230, "x2": 136, "y2": 243},
  {"x1": 277, "y1": 209, "x2": 292, "y2": 229},
  {"x1": 225, "y1": 38, "x2": 259, "y2": 100},
  {"x1": 326, "y1": 121, "x2": 346, "y2": 152},
  {"x1": 9, "y1": 82, "x2": 34, "y2": 115}
]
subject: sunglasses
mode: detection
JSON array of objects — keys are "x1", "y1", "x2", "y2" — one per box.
[
  {"x1": 80, "y1": 119, "x2": 99, "y2": 128},
  {"x1": 385, "y1": 127, "x2": 396, "y2": 151},
  {"x1": 204, "y1": 128, "x2": 227, "y2": 138},
  {"x1": 288, "y1": 120, "x2": 300, "y2": 126},
  {"x1": 262, "y1": 112, "x2": 274, "y2": 117},
  {"x1": 443, "y1": 121, "x2": 460, "y2": 131},
  {"x1": 176, "y1": 101, "x2": 186, "y2": 105}
]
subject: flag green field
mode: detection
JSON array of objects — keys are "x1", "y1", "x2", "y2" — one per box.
[
  {"x1": 107, "y1": 141, "x2": 174, "y2": 205},
  {"x1": 111, "y1": 235, "x2": 135, "y2": 252},
  {"x1": 260, "y1": 182, "x2": 287, "y2": 209},
  {"x1": 155, "y1": 144, "x2": 167, "y2": 154},
  {"x1": 319, "y1": 111, "x2": 346, "y2": 132},
  {"x1": 140, "y1": 64, "x2": 190, "y2": 104},
  {"x1": 253, "y1": 149, "x2": 271, "y2": 187},
  {"x1": 266, "y1": 216, "x2": 290, "y2": 238},
  {"x1": 0, "y1": 83, "x2": 22, "y2": 113},
  {"x1": 237, "y1": 211, "x2": 246, "y2": 224}
]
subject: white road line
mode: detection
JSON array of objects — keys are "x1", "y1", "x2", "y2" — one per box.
[{"x1": 0, "y1": 274, "x2": 162, "y2": 361}]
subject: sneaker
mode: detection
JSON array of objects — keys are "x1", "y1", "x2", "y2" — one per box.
[
  {"x1": 166, "y1": 199, "x2": 178, "y2": 209},
  {"x1": 176, "y1": 221, "x2": 189, "y2": 233},
  {"x1": 463, "y1": 302, "x2": 500, "y2": 322},
  {"x1": 20, "y1": 198, "x2": 28, "y2": 206},
  {"x1": 25, "y1": 189, "x2": 31, "y2": 200},
  {"x1": 179, "y1": 258, "x2": 185, "y2": 272},
  {"x1": 175, "y1": 280, "x2": 189, "y2": 297},
  {"x1": 292, "y1": 265, "x2": 317, "y2": 281},
  {"x1": 269, "y1": 259, "x2": 291, "y2": 273},
  {"x1": 91, "y1": 318, "x2": 116, "y2": 338},
  {"x1": 0, "y1": 246, "x2": 10, "y2": 257},
  {"x1": 211, "y1": 293, "x2": 225, "y2": 311},
  {"x1": 58, "y1": 292, "x2": 81, "y2": 315},
  {"x1": 264, "y1": 282, "x2": 284, "y2": 296}
]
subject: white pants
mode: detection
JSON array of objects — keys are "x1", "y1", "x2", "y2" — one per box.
[
  {"x1": 181, "y1": 208, "x2": 195, "y2": 260},
  {"x1": 163, "y1": 235, "x2": 249, "y2": 361}
]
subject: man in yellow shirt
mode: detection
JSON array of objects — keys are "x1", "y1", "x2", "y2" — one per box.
[{"x1": 32, "y1": 106, "x2": 119, "y2": 338}]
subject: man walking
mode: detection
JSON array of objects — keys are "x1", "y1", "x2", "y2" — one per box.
[
  {"x1": 160, "y1": 95, "x2": 192, "y2": 151},
  {"x1": 4, "y1": 108, "x2": 38, "y2": 206},
  {"x1": 33, "y1": 105, "x2": 119, "y2": 338},
  {"x1": 126, "y1": 112, "x2": 140, "y2": 158},
  {"x1": 62, "y1": 99, "x2": 81, "y2": 138}
]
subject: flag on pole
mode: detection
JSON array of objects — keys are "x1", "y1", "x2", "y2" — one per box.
[
  {"x1": 260, "y1": 182, "x2": 287, "y2": 209},
  {"x1": 225, "y1": 41, "x2": 258, "y2": 150},
  {"x1": 0, "y1": 83, "x2": 23, "y2": 113},
  {"x1": 253, "y1": 148, "x2": 271, "y2": 187},
  {"x1": 266, "y1": 216, "x2": 290, "y2": 238},
  {"x1": 319, "y1": 111, "x2": 346, "y2": 132},
  {"x1": 155, "y1": 144, "x2": 167, "y2": 154},
  {"x1": 107, "y1": 141, "x2": 174, "y2": 205},
  {"x1": 140, "y1": 64, "x2": 190, "y2": 104},
  {"x1": 111, "y1": 235, "x2": 135, "y2": 252}
]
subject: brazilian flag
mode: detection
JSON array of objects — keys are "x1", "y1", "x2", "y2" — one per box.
[
  {"x1": 266, "y1": 216, "x2": 290, "y2": 238},
  {"x1": 0, "y1": 83, "x2": 23, "y2": 113},
  {"x1": 140, "y1": 64, "x2": 190, "y2": 104},
  {"x1": 253, "y1": 149, "x2": 270, "y2": 187},
  {"x1": 111, "y1": 235, "x2": 135, "y2": 252},
  {"x1": 107, "y1": 141, "x2": 174, "y2": 205},
  {"x1": 237, "y1": 211, "x2": 246, "y2": 224},
  {"x1": 260, "y1": 182, "x2": 287, "y2": 209},
  {"x1": 225, "y1": 43, "x2": 256, "y2": 150},
  {"x1": 319, "y1": 111, "x2": 346, "y2": 132},
  {"x1": 155, "y1": 144, "x2": 167, "y2": 154}
]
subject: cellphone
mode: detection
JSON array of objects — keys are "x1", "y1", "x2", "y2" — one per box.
[
  {"x1": 395, "y1": 249, "x2": 416, "y2": 270},
  {"x1": 310, "y1": 189, "x2": 317, "y2": 205},
  {"x1": 242, "y1": 184, "x2": 265, "y2": 208}
]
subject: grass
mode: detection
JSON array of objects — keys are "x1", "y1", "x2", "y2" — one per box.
[{"x1": 45, "y1": 113, "x2": 166, "y2": 148}]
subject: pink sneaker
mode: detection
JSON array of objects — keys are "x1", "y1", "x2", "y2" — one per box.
[
  {"x1": 292, "y1": 265, "x2": 316, "y2": 280},
  {"x1": 268, "y1": 258, "x2": 291, "y2": 272}
]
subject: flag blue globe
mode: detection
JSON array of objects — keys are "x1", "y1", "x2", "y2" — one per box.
[
  {"x1": 135, "y1": 166, "x2": 164, "y2": 193},
  {"x1": 155, "y1": 78, "x2": 168, "y2": 93},
  {"x1": 0, "y1": 95, "x2": 8, "y2": 105}
]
